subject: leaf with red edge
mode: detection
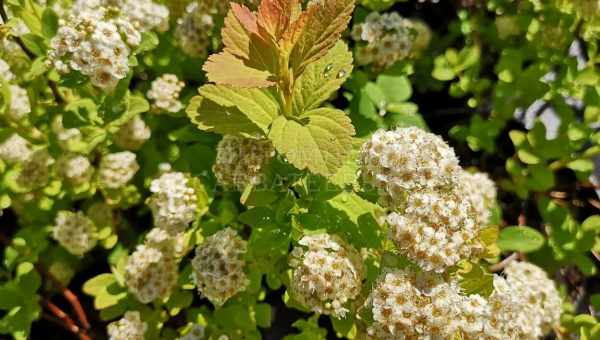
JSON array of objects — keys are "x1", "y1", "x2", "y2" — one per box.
[
  {"x1": 203, "y1": 52, "x2": 275, "y2": 88},
  {"x1": 257, "y1": 0, "x2": 298, "y2": 40},
  {"x1": 290, "y1": 0, "x2": 355, "y2": 74}
]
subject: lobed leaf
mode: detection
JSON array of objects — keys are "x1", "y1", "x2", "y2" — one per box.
[
  {"x1": 268, "y1": 108, "x2": 355, "y2": 176},
  {"x1": 203, "y1": 52, "x2": 275, "y2": 88},
  {"x1": 292, "y1": 41, "x2": 353, "y2": 115}
]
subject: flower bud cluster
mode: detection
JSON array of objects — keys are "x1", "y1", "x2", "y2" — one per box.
[
  {"x1": 288, "y1": 233, "x2": 365, "y2": 318},
  {"x1": 8, "y1": 85, "x2": 30, "y2": 121},
  {"x1": 0, "y1": 58, "x2": 15, "y2": 81},
  {"x1": 0, "y1": 133, "x2": 32, "y2": 164},
  {"x1": 114, "y1": 116, "x2": 151, "y2": 151},
  {"x1": 458, "y1": 171, "x2": 497, "y2": 226},
  {"x1": 56, "y1": 154, "x2": 94, "y2": 185},
  {"x1": 147, "y1": 171, "x2": 199, "y2": 234},
  {"x1": 360, "y1": 127, "x2": 495, "y2": 272},
  {"x1": 98, "y1": 151, "x2": 140, "y2": 190},
  {"x1": 191, "y1": 228, "x2": 248, "y2": 307},
  {"x1": 147, "y1": 74, "x2": 185, "y2": 113},
  {"x1": 125, "y1": 241, "x2": 178, "y2": 303},
  {"x1": 17, "y1": 149, "x2": 54, "y2": 189},
  {"x1": 213, "y1": 135, "x2": 275, "y2": 191},
  {"x1": 48, "y1": 5, "x2": 141, "y2": 89},
  {"x1": 351, "y1": 13, "x2": 430, "y2": 69},
  {"x1": 107, "y1": 311, "x2": 147, "y2": 340},
  {"x1": 52, "y1": 211, "x2": 98, "y2": 256}
]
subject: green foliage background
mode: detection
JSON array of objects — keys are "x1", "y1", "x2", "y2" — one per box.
[{"x1": 0, "y1": 0, "x2": 599, "y2": 339}]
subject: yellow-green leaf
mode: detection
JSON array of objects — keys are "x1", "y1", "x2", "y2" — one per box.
[
  {"x1": 268, "y1": 108, "x2": 355, "y2": 176},
  {"x1": 186, "y1": 96, "x2": 264, "y2": 137},
  {"x1": 203, "y1": 52, "x2": 275, "y2": 88}
]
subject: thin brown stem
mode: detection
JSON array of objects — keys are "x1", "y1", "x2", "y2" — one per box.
[
  {"x1": 42, "y1": 299, "x2": 90, "y2": 340},
  {"x1": 35, "y1": 264, "x2": 90, "y2": 331},
  {"x1": 489, "y1": 253, "x2": 518, "y2": 272}
]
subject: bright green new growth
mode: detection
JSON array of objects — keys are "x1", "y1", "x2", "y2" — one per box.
[{"x1": 187, "y1": 0, "x2": 356, "y2": 177}]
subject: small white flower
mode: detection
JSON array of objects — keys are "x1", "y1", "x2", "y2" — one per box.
[
  {"x1": 147, "y1": 172, "x2": 199, "y2": 234},
  {"x1": 147, "y1": 74, "x2": 185, "y2": 113},
  {"x1": 107, "y1": 311, "x2": 147, "y2": 340},
  {"x1": 98, "y1": 151, "x2": 139, "y2": 190},
  {"x1": 125, "y1": 243, "x2": 178, "y2": 303},
  {"x1": 8, "y1": 85, "x2": 31, "y2": 121},
  {"x1": 114, "y1": 115, "x2": 151, "y2": 150}
]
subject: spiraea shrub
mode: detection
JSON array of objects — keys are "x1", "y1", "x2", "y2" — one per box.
[{"x1": 0, "y1": 0, "x2": 599, "y2": 339}]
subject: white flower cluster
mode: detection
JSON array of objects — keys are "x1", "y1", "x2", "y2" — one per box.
[
  {"x1": 147, "y1": 74, "x2": 185, "y2": 113},
  {"x1": 147, "y1": 172, "x2": 199, "y2": 234},
  {"x1": 459, "y1": 171, "x2": 497, "y2": 226},
  {"x1": 125, "y1": 242, "x2": 178, "y2": 303},
  {"x1": 288, "y1": 233, "x2": 365, "y2": 318},
  {"x1": 8, "y1": 85, "x2": 30, "y2": 121},
  {"x1": 213, "y1": 135, "x2": 275, "y2": 191},
  {"x1": 56, "y1": 154, "x2": 94, "y2": 185},
  {"x1": 98, "y1": 151, "x2": 139, "y2": 190},
  {"x1": 0, "y1": 58, "x2": 15, "y2": 81},
  {"x1": 351, "y1": 13, "x2": 429, "y2": 69},
  {"x1": 386, "y1": 188, "x2": 482, "y2": 272},
  {"x1": 107, "y1": 311, "x2": 147, "y2": 340},
  {"x1": 504, "y1": 261, "x2": 562, "y2": 338},
  {"x1": 71, "y1": 0, "x2": 169, "y2": 33},
  {"x1": 52, "y1": 116, "x2": 83, "y2": 152},
  {"x1": 367, "y1": 265, "x2": 561, "y2": 339},
  {"x1": 360, "y1": 127, "x2": 461, "y2": 207},
  {"x1": 48, "y1": 5, "x2": 141, "y2": 89},
  {"x1": 361, "y1": 127, "x2": 497, "y2": 272},
  {"x1": 52, "y1": 211, "x2": 97, "y2": 256},
  {"x1": 0, "y1": 133, "x2": 32, "y2": 164},
  {"x1": 191, "y1": 228, "x2": 248, "y2": 307},
  {"x1": 114, "y1": 116, "x2": 151, "y2": 150}
]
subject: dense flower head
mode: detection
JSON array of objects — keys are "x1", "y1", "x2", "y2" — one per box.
[
  {"x1": 107, "y1": 311, "x2": 147, "y2": 340},
  {"x1": 288, "y1": 233, "x2": 365, "y2": 317},
  {"x1": 0, "y1": 58, "x2": 15, "y2": 81},
  {"x1": 147, "y1": 171, "x2": 199, "y2": 234},
  {"x1": 144, "y1": 227, "x2": 187, "y2": 257},
  {"x1": 458, "y1": 170, "x2": 497, "y2": 226},
  {"x1": 191, "y1": 228, "x2": 248, "y2": 307},
  {"x1": 175, "y1": 1, "x2": 216, "y2": 58},
  {"x1": 213, "y1": 135, "x2": 275, "y2": 191},
  {"x1": 17, "y1": 149, "x2": 54, "y2": 189},
  {"x1": 366, "y1": 268, "x2": 542, "y2": 339},
  {"x1": 367, "y1": 269, "x2": 463, "y2": 338},
  {"x1": 387, "y1": 187, "x2": 482, "y2": 272},
  {"x1": 125, "y1": 243, "x2": 178, "y2": 303},
  {"x1": 147, "y1": 74, "x2": 185, "y2": 113},
  {"x1": 351, "y1": 12, "x2": 428, "y2": 69},
  {"x1": 98, "y1": 151, "x2": 139, "y2": 190},
  {"x1": 0, "y1": 133, "x2": 32, "y2": 164},
  {"x1": 71, "y1": 0, "x2": 169, "y2": 33},
  {"x1": 52, "y1": 211, "x2": 97, "y2": 256},
  {"x1": 114, "y1": 115, "x2": 151, "y2": 150},
  {"x1": 359, "y1": 127, "x2": 461, "y2": 208},
  {"x1": 48, "y1": 4, "x2": 141, "y2": 89},
  {"x1": 52, "y1": 116, "x2": 83, "y2": 152},
  {"x1": 8, "y1": 85, "x2": 30, "y2": 121},
  {"x1": 56, "y1": 154, "x2": 94, "y2": 185},
  {"x1": 504, "y1": 261, "x2": 562, "y2": 338}
]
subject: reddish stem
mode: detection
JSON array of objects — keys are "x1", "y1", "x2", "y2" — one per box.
[{"x1": 42, "y1": 299, "x2": 90, "y2": 340}]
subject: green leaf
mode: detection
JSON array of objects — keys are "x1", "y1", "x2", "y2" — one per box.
[
  {"x1": 268, "y1": 108, "x2": 355, "y2": 176},
  {"x1": 582, "y1": 216, "x2": 600, "y2": 233},
  {"x1": 83, "y1": 274, "x2": 116, "y2": 296},
  {"x1": 41, "y1": 8, "x2": 58, "y2": 39},
  {"x1": 135, "y1": 31, "x2": 159, "y2": 54},
  {"x1": 187, "y1": 96, "x2": 264, "y2": 137},
  {"x1": 292, "y1": 41, "x2": 353, "y2": 114},
  {"x1": 567, "y1": 159, "x2": 594, "y2": 173},
  {"x1": 376, "y1": 75, "x2": 412, "y2": 103},
  {"x1": 254, "y1": 303, "x2": 272, "y2": 328},
  {"x1": 203, "y1": 52, "x2": 275, "y2": 88},
  {"x1": 64, "y1": 98, "x2": 101, "y2": 128},
  {"x1": 497, "y1": 226, "x2": 545, "y2": 252},
  {"x1": 199, "y1": 84, "x2": 280, "y2": 133},
  {"x1": 456, "y1": 262, "x2": 494, "y2": 298}
]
